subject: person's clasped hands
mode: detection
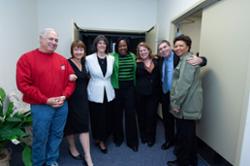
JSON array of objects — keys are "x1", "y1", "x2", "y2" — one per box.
[{"x1": 47, "y1": 96, "x2": 66, "y2": 108}]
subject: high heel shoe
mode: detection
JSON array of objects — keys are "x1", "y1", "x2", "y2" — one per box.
[
  {"x1": 147, "y1": 141, "x2": 155, "y2": 147},
  {"x1": 83, "y1": 155, "x2": 94, "y2": 166},
  {"x1": 68, "y1": 149, "x2": 83, "y2": 160},
  {"x1": 96, "y1": 142, "x2": 108, "y2": 154}
]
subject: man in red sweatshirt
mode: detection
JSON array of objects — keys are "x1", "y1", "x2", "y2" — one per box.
[{"x1": 16, "y1": 28, "x2": 75, "y2": 166}]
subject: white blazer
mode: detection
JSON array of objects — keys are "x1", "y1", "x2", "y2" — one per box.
[{"x1": 85, "y1": 53, "x2": 115, "y2": 103}]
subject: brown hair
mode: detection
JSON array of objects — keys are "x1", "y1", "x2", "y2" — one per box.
[
  {"x1": 70, "y1": 40, "x2": 86, "y2": 57},
  {"x1": 92, "y1": 35, "x2": 109, "y2": 54},
  {"x1": 158, "y1": 40, "x2": 170, "y2": 48},
  {"x1": 157, "y1": 40, "x2": 171, "y2": 57}
]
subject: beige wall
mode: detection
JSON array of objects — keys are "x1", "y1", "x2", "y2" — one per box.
[
  {"x1": 197, "y1": 0, "x2": 250, "y2": 164},
  {"x1": 157, "y1": 0, "x2": 201, "y2": 41},
  {"x1": 146, "y1": 26, "x2": 159, "y2": 54},
  {"x1": 157, "y1": 0, "x2": 250, "y2": 165},
  {"x1": 178, "y1": 15, "x2": 201, "y2": 55}
]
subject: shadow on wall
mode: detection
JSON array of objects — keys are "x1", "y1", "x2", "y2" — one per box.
[
  {"x1": 197, "y1": 69, "x2": 232, "y2": 166},
  {"x1": 198, "y1": 68, "x2": 223, "y2": 131},
  {"x1": 200, "y1": 68, "x2": 223, "y2": 116}
]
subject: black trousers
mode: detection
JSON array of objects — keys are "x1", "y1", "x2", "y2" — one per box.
[
  {"x1": 136, "y1": 93, "x2": 159, "y2": 143},
  {"x1": 175, "y1": 119, "x2": 197, "y2": 166},
  {"x1": 89, "y1": 95, "x2": 113, "y2": 142},
  {"x1": 161, "y1": 92, "x2": 175, "y2": 143},
  {"x1": 113, "y1": 86, "x2": 138, "y2": 147}
]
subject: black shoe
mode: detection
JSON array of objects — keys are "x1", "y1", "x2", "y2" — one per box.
[
  {"x1": 68, "y1": 149, "x2": 83, "y2": 160},
  {"x1": 100, "y1": 147, "x2": 108, "y2": 154},
  {"x1": 128, "y1": 145, "x2": 138, "y2": 152},
  {"x1": 147, "y1": 141, "x2": 155, "y2": 147},
  {"x1": 167, "y1": 160, "x2": 179, "y2": 166},
  {"x1": 161, "y1": 142, "x2": 174, "y2": 150},
  {"x1": 96, "y1": 142, "x2": 108, "y2": 154}
]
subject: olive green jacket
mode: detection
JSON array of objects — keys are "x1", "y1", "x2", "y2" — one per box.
[{"x1": 170, "y1": 52, "x2": 203, "y2": 120}]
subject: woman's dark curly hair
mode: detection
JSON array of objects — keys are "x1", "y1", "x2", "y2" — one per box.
[{"x1": 173, "y1": 34, "x2": 192, "y2": 52}]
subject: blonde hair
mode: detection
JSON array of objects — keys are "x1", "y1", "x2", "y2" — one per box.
[{"x1": 136, "y1": 42, "x2": 155, "y2": 60}]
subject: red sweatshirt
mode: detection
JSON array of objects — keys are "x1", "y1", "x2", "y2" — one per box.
[{"x1": 16, "y1": 49, "x2": 75, "y2": 104}]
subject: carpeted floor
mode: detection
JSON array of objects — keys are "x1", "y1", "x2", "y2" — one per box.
[{"x1": 10, "y1": 120, "x2": 209, "y2": 166}]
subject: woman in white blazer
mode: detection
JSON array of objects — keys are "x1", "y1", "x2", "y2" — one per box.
[{"x1": 85, "y1": 35, "x2": 115, "y2": 154}]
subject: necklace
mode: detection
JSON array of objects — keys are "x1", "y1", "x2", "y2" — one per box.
[
  {"x1": 100, "y1": 58, "x2": 105, "y2": 64},
  {"x1": 71, "y1": 58, "x2": 82, "y2": 71},
  {"x1": 97, "y1": 53, "x2": 106, "y2": 59},
  {"x1": 98, "y1": 56, "x2": 106, "y2": 65},
  {"x1": 143, "y1": 59, "x2": 154, "y2": 73}
]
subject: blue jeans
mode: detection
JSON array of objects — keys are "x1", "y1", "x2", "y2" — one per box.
[{"x1": 31, "y1": 102, "x2": 68, "y2": 166}]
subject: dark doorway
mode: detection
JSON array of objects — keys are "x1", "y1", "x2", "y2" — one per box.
[{"x1": 76, "y1": 28, "x2": 145, "y2": 55}]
